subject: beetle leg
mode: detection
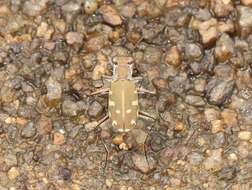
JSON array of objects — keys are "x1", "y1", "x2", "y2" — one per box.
[
  {"x1": 93, "y1": 114, "x2": 109, "y2": 128},
  {"x1": 89, "y1": 88, "x2": 110, "y2": 96},
  {"x1": 101, "y1": 138, "x2": 109, "y2": 171},
  {"x1": 102, "y1": 75, "x2": 113, "y2": 82},
  {"x1": 144, "y1": 132, "x2": 150, "y2": 170},
  {"x1": 139, "y1": 111, "x2": 156, "y2": 120},
  {"x1": 137, "y1": 88, "x2": 156, "y2": 95},
  {"x1": 132, "y1": 76, "x2": 143, "y2": 82}
]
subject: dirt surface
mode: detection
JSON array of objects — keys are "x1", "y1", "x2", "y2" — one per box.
[{"x1": 0, "y1": 0, "x2": 252, "y2": 190}]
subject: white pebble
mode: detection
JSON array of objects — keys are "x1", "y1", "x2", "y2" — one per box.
[{"x1": 238, "y1": 131, "x2": 251, "y2": 141}]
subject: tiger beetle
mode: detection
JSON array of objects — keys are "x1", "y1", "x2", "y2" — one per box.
[{"x1": 90, "y1": 56, "x2": 156, "y2": 132}]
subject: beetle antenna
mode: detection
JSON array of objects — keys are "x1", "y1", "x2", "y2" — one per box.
[
  {"x1": 108, "y1": 56, "x2": 115, "y2": 67},
  {"x1": 101, "y1": 138, "x2": 109, "y2": 172},
  {"x1": 144, "y1": 132, "x2": 150, "y2": 170}
]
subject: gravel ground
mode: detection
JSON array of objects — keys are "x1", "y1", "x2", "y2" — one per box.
[{"x1": 0, "y1": 0, "x2": 252, "y2": 189}]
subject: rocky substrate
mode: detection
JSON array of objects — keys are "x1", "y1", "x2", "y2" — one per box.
[{"x1": 0, "y1": 0, "x2": 252, "y2": 189}]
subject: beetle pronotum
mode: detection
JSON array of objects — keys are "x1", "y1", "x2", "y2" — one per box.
[{"x1": 90, "y1": 57, "x2": 155, "y2": 132}]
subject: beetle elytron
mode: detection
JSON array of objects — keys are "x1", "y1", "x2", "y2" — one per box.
[{"x1": 90, "y1": 56, "x2": 155, "y2": 132}]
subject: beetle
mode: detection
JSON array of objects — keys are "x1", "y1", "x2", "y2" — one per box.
[{"x1": 90, "y1": 56, "x2": 155, "y2": 132}]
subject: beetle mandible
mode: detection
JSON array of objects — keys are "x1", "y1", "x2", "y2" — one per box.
[{"x1": 90, "y1": 56, "x2": 155, "y2": 132}]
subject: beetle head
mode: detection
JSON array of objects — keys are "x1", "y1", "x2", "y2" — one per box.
[
  {"x1": 113, "y1": 64, "x2": 133, "y2": 80},
  {"x1": 111, "y1": 57, "x2": 134, "y2": 80}
]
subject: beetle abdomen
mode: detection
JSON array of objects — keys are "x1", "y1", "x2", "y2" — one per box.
[{"x1": 109, "y1": 80, "x2": 138, "y2": 132}]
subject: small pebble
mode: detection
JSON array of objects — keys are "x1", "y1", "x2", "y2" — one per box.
[
  {"x1": 44, "y1": 41, "x2": 55, "y2": 50},
  {"x1": 84, "y1": 0, "x2": 98, "y2": 14},
  {"x1": 37, "y1": 116, "x2": 52, "y2": 135},
  {"x1": 88, "y1": 100, "x2": 104, "y2": 118},
  {"x1": 194, "y1": 78, "x2": 206, "y2": 92},
  {"x1": 21, "y1": 122, "x2": 36, "y2": 138},
  {"x1": 211, "y1": 0, "x2": 234, "y2": 17},
  {"x1": 7, "y1": 167, "x2": 19, "y2": 180},
  {"x1": 62, "y1": 2, "x2": 81, "y2": 13},
  {"x1": 152, "y1": 78, "x2": 168, "y2": 90},
  {"x1": 160, "y1": 147, "x2": 174, "y2": 165},
  {"x1": 99, "y1": 5, "x2": 122, "y2": 26},
  {"x1": 221, "y1": 109, "x2": 238, "y2": 127},
  {"x1": 137, "y1": 1, "x2": 150, "y2": 17},
  {"x1": 227, "y1": 153, "x2": 238, "y2": 165},
  {"x1": 132, "y1": 153, "x2": 157, "y2": 174},
  {"x1": 131, "y1": 129, "x2": 147, "y2": 144},
  {"x1": 120, "y1": 186, "x2": 127, "y2": 190},
  {"x1": 0, "y1": 5, "x2": 11, "y2": 16},
  {"x1": 165, "y1": 46, "x2": 181, "y2": 67},
  {"x1": 174, "y1": 121, "x2": 185, "y2": 131},
  {"x1": 92, "y1": 64, "x2": 107, "y2": 80},
  {"x1": 37, "y1": 22, "x2": 54, "y2": 40},
  {"x1": 238, "y1": 131, "x2": 251, "y2": 141},
  {"x1": 241, "y1": 0, "x2": 252, "y2": 7},
  {"x1": 185, "y1": 43, "x2": 202, "y2": 61},
  {"x1": 4, "y1": 154, "x2": 17, "y2": 167},
  {"x1": 71, "y1": 184, "x2": 81, "y2": 190},
  {"x1": 59, "y1": 167, "x2": 72, "y2": 181},
  {"x1": 190, "y1": 18, "x2": 219, "y2": 46},
  {"x1": 45, "y1": 77, "x2": 62, "y2": 107},
  {"x1": 66, "y1": 32, "x2": 83, "y2": 45},
  {"x1": 217, "y1": 20, "x2": 235, "y2": 33},
  {"x1": 105, "y1": 178, "x2": 113, "y2": 188},
  {"x1": 205, "y1": 79, "x2": 235, "y2": 106},
  {"x1": 211, "y1": 120, "x2": 224, "y2": 134},
  {"x1": 120, "y1": 3, "x2": 136, "y2": 18},
  {"x1": 185, "y1": 95, "x2": 205, "y2": 107},
  {"x1": 53, "y1": 132, "x2": 65, "y2": 145},
  {"x1": 15, "y1": 117, "x2": 28, "y2": 126},
  {"x1": 62, "y1": 99, "x2": 78, "y2": 117},
  {"x1": 23, "y1": 0, "x2": 48, "y2": 16},
  {"x1": 85, "y1": 34, "x2": 109, "y2": 52},
  {"x1": 54, "y1": 19, "x2": 66, "y2": 33},
  {"x1": 204, "y1": 108, "x2": 220, "y2": 122},
  {"x1": 203, "y1": 148, "x2": 223, "y2": 172},
  {"x1": 215, "y1": 33, "x2": 234, "y2": 62},
  {"x1": 189, "y1": 62, "x2": 202, "y2": 75},
  {"x1": 144, "y1": 46, "x2": 162, "y2": 65},
  {"x1": 164, "y1": 187, "x2": 174, "y2": 190},
  {"x1": 237, "y1": 6, "x2": 252, "y2": 37},
  {"x1": 238, "y1": 142, "x2": 249, "y2": 158},
  {"x1": 188, "y1": 152, "x2": 204, "y2": 165}
]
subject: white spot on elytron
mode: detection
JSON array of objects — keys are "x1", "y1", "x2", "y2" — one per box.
[
  {"x1": 116, "y1": 110, "x2": 121, "y2": 114},
  {"x1": 118, "y1": 128, "x2": 124, "y2": 132},
  {"x1": 112, "y1": 120, "x2": 117, "y2": 126},
  {"x1": 118, "y1": 128, "x2": 130, "y2": 132},
  {"x1": 109, "y1": 101, "x2": 115, "y2": 106},
  {"x1": 131, "y1": 120, "x2": 136, "y2": 126},
  {"x1": 134, "y1": 90, "x2": 138, "y2": 94},
  {"x1": 131, "y1": 100, "x2": 138, "y2": 106},
  {"x1": 126, "y1": 109, "x2": 132, "y2": 114}
]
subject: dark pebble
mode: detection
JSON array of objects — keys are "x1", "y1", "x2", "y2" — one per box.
[
  {"x1": 21, "y1": 122, "x2": 36, "y2": 138},
  {"x1": 88, "y1": 100, "x2": 104, "y2": 118},
  {"x1": 132, "y1": 153, "x2": 157, "y2": 174},
  {"x1": 205, "y1": 79, "x2": 235, "y2": 106},
  {"x1": 59, "y1": 167, "x2": 72, "y2": 181}
]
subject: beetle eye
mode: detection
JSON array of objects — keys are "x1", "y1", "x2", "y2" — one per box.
[
  {"x1": 111, "y1": 57, "x2": 118, "y2": 65},
  {"x1": 128, "y1": 60, "x2": 134, "y2": 65}
]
